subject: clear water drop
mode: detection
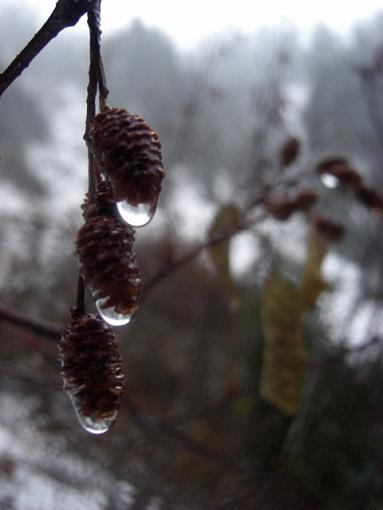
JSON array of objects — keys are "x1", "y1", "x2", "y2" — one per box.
[
  {"x1": 76, "y1": 410, "x2": 118, "y2": 435},
  {"x1": 96, "y1": 298, "x2": 133, "y2": 326},
  {"x1": 117, "y1": 200, "x2": 156, "y2": 227},
  {"x1": 321, "y1": 174, "x2": 339, "y2": 189},
  {"x1": 66, "y1": 391, "x2": 118, "y2": 435}
]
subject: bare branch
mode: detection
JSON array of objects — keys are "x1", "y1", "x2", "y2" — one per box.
[
  {"x1": 87, "y1": 0, "x2": 109, "y2": 110},
  {"x1": 0, "y1": 303, "x2": 61, "y2": 339},
  {"x1": 144, "y1": 211, "x2": 266, "y2": 297},
  {"x1": 0, "y1": 0, "x2": 90, "y2": 98}
]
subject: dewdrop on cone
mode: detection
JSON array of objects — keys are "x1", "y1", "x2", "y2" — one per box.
[
  {"x1": 76, "y1": 213, "x2": 143, "y2": 326},
  {"x1": 59, "y1": 313, "x2": 124, "y2": 434},
  {"x1": 90, "y1": 107, "x2": 164, "y2": 227}
]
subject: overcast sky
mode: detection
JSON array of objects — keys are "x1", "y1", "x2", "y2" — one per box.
[{"x1": 8, "y1": 0, "x2": 383, "y2": 49}]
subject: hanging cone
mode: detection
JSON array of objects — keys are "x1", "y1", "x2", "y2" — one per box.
[
  {"x1": 355, "y1": 186, "x2": 383, "y2": 213},
  {"x1": 76, "y1": 214, "x2": 143, "y2": 317},
  {"x1": 58, "y1": 313, "x2": 124, "y2": 433},
  {"x1": 316, "y1": 157, "x2": 362, "y2": 189},
  {"x1": 265, "y1": 195, "x2": 296, "y2": 221},
  {"x1": 279, "y1": 136, "x2": 300, "y2": 167},
  {"x1": 90, "y1": 107, "x2": 164, "y2": 205},
  {"x1": 293, "y1": 189, "x2": 318, "y2": 211}
]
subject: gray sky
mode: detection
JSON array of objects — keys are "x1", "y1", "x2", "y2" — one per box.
[{"x1": 13, "y1": 0, "x2": 383, "y2": 49}]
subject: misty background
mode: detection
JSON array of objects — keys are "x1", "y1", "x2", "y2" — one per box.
[{"x1": 0, "y1": 2, "x2": 383, "y2": 509}]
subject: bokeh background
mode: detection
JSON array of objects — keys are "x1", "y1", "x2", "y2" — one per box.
[{"x1": 0, "y1": 1, "x2": 383, "y2": 508}]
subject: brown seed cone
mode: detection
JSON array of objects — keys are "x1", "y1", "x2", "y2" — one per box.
[
  {"x1": 293, "y1": 189, "x2": 319, "y2": 210},
  {"x1": 90, "y1": 107, "x2": 164, "y2": 205},
  {"x1": 279, "y1": 136, "x2": 300, "y2": 167},
  {"x1": 313, "y1": 216, "x2": 345, "y2": 242},
  {"x1": 355, "y1": 186, "x2": 383, "y2": 213},
  {"x1": 76, "y1": 214, "x2": 143, "y2": 316},
  {"x1": 316, "y1": 157, "x2": 362, "y2": 189},
  {"x1": 265, "y1": 196, "x2": 296, "y2": 221},
  {"x1": 316, "y1": 157, "x2": 349, "y2": 174},
  {"x1": 58, "y1": 313, "x2": 124, "y2": 423}
]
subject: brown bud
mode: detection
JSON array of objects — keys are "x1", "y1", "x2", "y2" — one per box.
[
  {"x1": 313, "y1": 217, "x2": 345, "y2": 242},
  {"x1": 316, "y1": 157, "x2": 349, "y2": 174},
  {"x1": 355, "y1": 186, "x2": 383, "y2": 213},
  {"x1": 316, "y1": 158, "x2": 362, "y2": 189},
  {"x1": 293, "y1": 189, "x2": 319, "y2": 210},
  {"x1": 90, "y1": 107, "x2": 164, "y2": 205},
  {"x1": 59, "y1": 313, "x2": 124, "y2": 426},
  {"x1": 280, "y1": 136, "x2": 300, "y2": 167},
  {"x1": 76, "y1": 214, "x2": 143, "y2": 317},
  {"x1": 265, "y1": 196, "x2": 296, "y2": 221},
  {"x1": 333, "y1": 167, "x2": 362, "y2": 188}
]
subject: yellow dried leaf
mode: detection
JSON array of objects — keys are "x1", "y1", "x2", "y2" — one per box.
[
  {"x1": 260, "y1": 272, "x2": 308, "y2": 415},
  {"x1": 301, "y1": 227, "x2": 329, "y2": 309},
  {"x1": 208, "y1": 204, "x2": 241, "y2": 309}
]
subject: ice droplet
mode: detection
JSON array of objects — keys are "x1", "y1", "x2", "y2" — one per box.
[
  {"x1": 96, "y1": 298, "x2": 133, "y2": 326},
  {"x1": 321, "y1": 174, "x2": 339, "y2": 189},
  {"x1": 117, "y1": 200, "x2": 156, "y2": 227}
]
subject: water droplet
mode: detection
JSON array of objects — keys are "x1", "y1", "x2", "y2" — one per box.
[
  {"x1": 321, "y1": 174, "x2": 339, "y2": 189},
  {"x1": 96, "y1": 298, "x2": 133, "y2": 326},
  {"x1": 76, "y1": 410, "x2": 118, "y2": 435},
  {"x1": 117, "y1": 200, "x2": 156, "y2": 227},
  {"x1": 65, "y1": 390, "x2": 118, "y2": 435}
]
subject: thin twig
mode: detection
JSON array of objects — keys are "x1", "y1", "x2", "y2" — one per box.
[
  {"x1": 84, "y1": 1, "x2": 102, "y2": 199},
  {"x1": 0, "y1": 303, "x2": 61, "y2": 338},
  {"x1": 87, "y1": 0, "x2": 109, "y2": 110},
  {"x1": 144, "y1": 212, "x2": 265, "y2": 297},
  {"x1": 73, "y1": 275, "x2": 86, "y2": 317},
  {"x1": 75, "y1": 0, "x2": 108, "y2": 312},
  {"x1": 0, "y1": 0, "x2": 89, "y2": 97}
]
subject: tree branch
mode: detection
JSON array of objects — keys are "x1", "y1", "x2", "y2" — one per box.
[
  {"x1": 83, "y1": 0, "x2": 108, "y2": 196},
  {"x1": 144, "y1": 211, "x2": 266, "y2": 297},
  {"x1": 0, "y1": 303, "x2": 61, "y2": 338},
  {"x1": 0, "y1": 0, "x2": 90, "y2": 98},
  {"x1": 87, "y1": 0, "x2": 108, "y2": 110},
  {"x1": 75, "y1": 0, "x2": 109, "y2": 314},
  {"x1": 144, "y1": 226, "x2": 246, "y2": 296}
]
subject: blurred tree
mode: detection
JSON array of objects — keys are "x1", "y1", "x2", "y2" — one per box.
[{"x1": 0, "y1": 2, "x2": 382, "y2": 509}]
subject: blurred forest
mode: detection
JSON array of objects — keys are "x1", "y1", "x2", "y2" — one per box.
[{"x1": 0, "y1": 3, "x2": 383, "y2": 509}]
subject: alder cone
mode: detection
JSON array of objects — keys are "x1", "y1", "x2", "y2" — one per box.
[
  {"x1": 355, "y1": 186, "x2": 383, "y2": 212},
  {"x1": 90, "y1": 107, "x2": 164, "y2": 205},
  {"x1": 316, "y1": 157, "x2": 349, "y2": 174},
  {"x1": 293, "y1": 189, "x2": 318, "y2": 210},
  {"x1": 59, "y1": 313, "x2": 124, "y2": 421},
  {"x1": 265, "y1": 196, "x2": 296, "y2": 221},
  {"x1": 316, "y1": 157, "x2": 362, "y2": 189},
  {"x1": 279, "y1": 136, "x2": 300, "y2": 167},
  {"x1": 76, "y1": 214, "x2": 143, "y2": 316}
]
